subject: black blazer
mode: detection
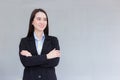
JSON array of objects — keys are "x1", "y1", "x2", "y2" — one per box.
[{"x1": 19, "y1": 34, "x2": 60, "y2": 80}]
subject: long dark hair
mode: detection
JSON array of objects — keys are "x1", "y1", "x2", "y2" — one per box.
[{"x1": 27, "y1": 8, "x2": 49, "y2": 37}]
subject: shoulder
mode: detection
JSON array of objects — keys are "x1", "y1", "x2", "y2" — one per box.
[
  {"x1": 20, "y1": 37, "x2": 28, "y2": 41},
  {"x1": 20, "y1": 37, "x2": 31, "y2": 43},
  {"x1": 47, "y1": 35, "x2": 60, "y2": 50},
  {"x1": 46, "y1": 35, "x2": 59, "y2": 46},
  {"x1": 20, "y1": 35, "x2": 35, "y2": 41},
  {"x1": 46, "y1": 35, "x2": 58, "y2": 41}
]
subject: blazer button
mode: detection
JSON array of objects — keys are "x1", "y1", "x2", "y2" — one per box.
[{"x1": 38, "y1": 75, "x2": 41, "y2": 78}]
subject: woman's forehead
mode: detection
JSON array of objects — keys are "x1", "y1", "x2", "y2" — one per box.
[{"x1": 35, "y1": 12, "x2": 46, "y2": 18}]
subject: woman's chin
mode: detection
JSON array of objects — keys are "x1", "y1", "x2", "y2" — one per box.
[{"x1": 38, "y1": 29, "x2": 44, "y2": 32}]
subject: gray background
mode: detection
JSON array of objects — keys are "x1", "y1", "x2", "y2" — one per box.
[{"x1": 0, "y1": 0, "x2": 120, "y2": 80}]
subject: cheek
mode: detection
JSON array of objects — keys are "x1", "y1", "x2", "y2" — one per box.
[
  {"x1": 33, "y1": 22, "x2": 39, "y2": 28},
  {"x1": 45, "y1": 22, "x2": 47, "y2": 25},
  {"x1": 32, "y1": 21, "x2": 36, "y2": 26}
]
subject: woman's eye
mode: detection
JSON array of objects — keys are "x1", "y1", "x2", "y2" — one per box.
[
  {"x1": 37, "y1": 17, "x2": 41, "y2": 20},
  {"x1": 44, "y1": 18, "x2": 47, "y2": 21},
  {"x1": 36, "y1": 17, "x2": 47, "y2": 21}
]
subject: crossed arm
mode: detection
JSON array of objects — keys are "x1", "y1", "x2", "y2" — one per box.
[
  {"x1": 21, "y1": 48, "x2": 60, "y2": 59},
  {"x1": 19, "y1": 37, "x2": 60, "y2": 68}
]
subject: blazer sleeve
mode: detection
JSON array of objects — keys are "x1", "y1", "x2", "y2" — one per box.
[
  {"x1": 41, "y1": 37, "x2": 60, "y2": 68},
  {"x1": 19, "y1": 38, "x2": 47, "y2": 67}
]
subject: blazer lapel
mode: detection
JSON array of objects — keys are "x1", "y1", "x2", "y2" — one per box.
[
  {"x1": 28, "y1": 36, "x2": 38, "y2": 56},
  {"x1": 28, "y1": 35, "x2": 52, "y2": 55},
  {"x1": 41, "y1": 35, "x2": 51, "y2": 55}
]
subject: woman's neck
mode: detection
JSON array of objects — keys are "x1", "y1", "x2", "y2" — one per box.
[{"x1": 34, "y1": 30, "x2": 43, "y2": 40}]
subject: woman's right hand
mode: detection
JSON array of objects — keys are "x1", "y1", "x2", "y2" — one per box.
[
  {"x1": 46, "y1": 48, "x2": 60, "y2": 59},
  {"x1": 20, "y1": 50, "x2": 32, "y2": 57}
]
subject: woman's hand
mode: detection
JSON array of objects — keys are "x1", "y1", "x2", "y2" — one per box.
[
  {"x1": 46, "y1": 48, "x2": 60, "y2": 59},
  {"x1": 20, "y1": 50, "x2": 32, "y2": 57}
]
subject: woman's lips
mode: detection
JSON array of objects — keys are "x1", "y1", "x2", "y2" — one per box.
[{"x1": 39, "y1": 24, "x2": 44, "y2": 28}]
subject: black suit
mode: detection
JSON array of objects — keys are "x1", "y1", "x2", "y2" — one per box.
[{"x1": 19, "y1": 34, "x2": 60, "y2": 80}]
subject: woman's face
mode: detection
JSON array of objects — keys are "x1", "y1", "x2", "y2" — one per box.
[{"x1": 32, "y1": 11, "x2": 47, "y2": 32}]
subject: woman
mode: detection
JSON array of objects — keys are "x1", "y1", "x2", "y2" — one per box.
[{"x1": 19, "y1": 8, "x2": 60, "y2": 80}]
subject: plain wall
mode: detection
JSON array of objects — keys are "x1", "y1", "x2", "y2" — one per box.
[{"x1": 0, "y1": 0, "x2": 120, "y2": 80}]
